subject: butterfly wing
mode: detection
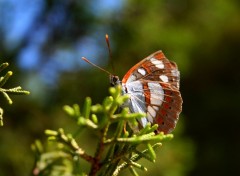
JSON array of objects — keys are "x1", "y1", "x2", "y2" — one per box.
[{"x1": 122, "y1": 51, "x2": 182, "y2": 134}]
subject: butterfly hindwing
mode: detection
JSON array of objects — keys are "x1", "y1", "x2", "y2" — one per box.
[
  {"x1": 124, "y1": 80, "x2": 182, "y2": 134},
  {"x1": 146, "y1": 82, "x2": 182, "y2": 133}
]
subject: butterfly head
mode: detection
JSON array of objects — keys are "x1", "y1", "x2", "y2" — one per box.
[{"x1": 110, "y1": 75, "x2": 121, "y2": 87}]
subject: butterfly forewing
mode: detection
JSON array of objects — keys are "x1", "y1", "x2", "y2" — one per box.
[
  {"x1": 121, "y1": 50, "x2": 182, "y2": 134},
  {"x1": 122, "y1": 51, "x2": 180, "y2": 89}
]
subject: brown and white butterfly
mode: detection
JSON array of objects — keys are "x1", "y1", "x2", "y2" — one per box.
[{"x1": 110, "y1": 51, "x2": 182, "y2": 134}]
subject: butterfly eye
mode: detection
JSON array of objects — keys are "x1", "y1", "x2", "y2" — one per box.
[{"x1": 110, "y1": 75, "x2": 120, "y2": 86}]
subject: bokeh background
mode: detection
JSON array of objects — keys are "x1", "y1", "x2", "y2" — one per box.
[{"x1": 0, "y1": 0, "x2": 240, "y2": 175}]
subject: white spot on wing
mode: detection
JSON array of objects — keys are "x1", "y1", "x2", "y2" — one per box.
[
  {"x1": 153, "y1": 106, "x2": 159, "y2": 111},
  {"x1": 148, "y1": 82, "x2": 164, "y2": 106},
  {"x1": 147, "y1": 112, "x2": 154, "y2": 123},
  {"x1": 148, "y1": 106, "x2": 156, "y2": 119},
  {"x1": 150, "y1": 57, "x2": 164, "y2": 69},
  {"x1": 160, "y1": 75, "x2": 169, "y2": 82},
  {"x1": 151, "y1": 95, "x2": 162, "y2": 105},
  {"x1": 137, "y1": 68, "x2": 146, "y2": 76},
  {"x1": 171, "y1": 69, "x2": 179, "y2": 77},
  {"x1": 127, "y1": 74, "x2": 137, "y2": 83}
]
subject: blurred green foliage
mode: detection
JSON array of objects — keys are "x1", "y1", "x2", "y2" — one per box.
[
  {"x1": 0, "y1": 0, "x2": 240, "y2": 176},
  {"x1": 32, "y1": 86, "x2": 176, "y2": 176}
]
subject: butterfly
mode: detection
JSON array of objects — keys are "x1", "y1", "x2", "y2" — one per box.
[{"x1": 110, "y1": 51, "x2": 182, "y2": 134}]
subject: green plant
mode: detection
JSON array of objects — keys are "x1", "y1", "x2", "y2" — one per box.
[
  {"x1": 31, "y1": 86, "x2": 173, "y2": 176},
  {"x1": 0, "y1": 62, "x2": 30, "y2": 126}
]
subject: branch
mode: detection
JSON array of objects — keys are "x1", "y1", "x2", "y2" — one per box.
[{"x1": 0, "y1": 62, "x2": 30, "y2": 126}]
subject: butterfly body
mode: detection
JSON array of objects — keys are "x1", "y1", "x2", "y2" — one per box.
[{"x1": 110, "y1": 51, "x2": 182, "y2": 134}]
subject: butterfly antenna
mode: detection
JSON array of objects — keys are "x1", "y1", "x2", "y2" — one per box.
[
  {"x1": 82, "y1": 57, "x2": 112, "y2": 75},
  {"x1": 105, "y1": 34, "x2": 115, "y2": 73}
]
